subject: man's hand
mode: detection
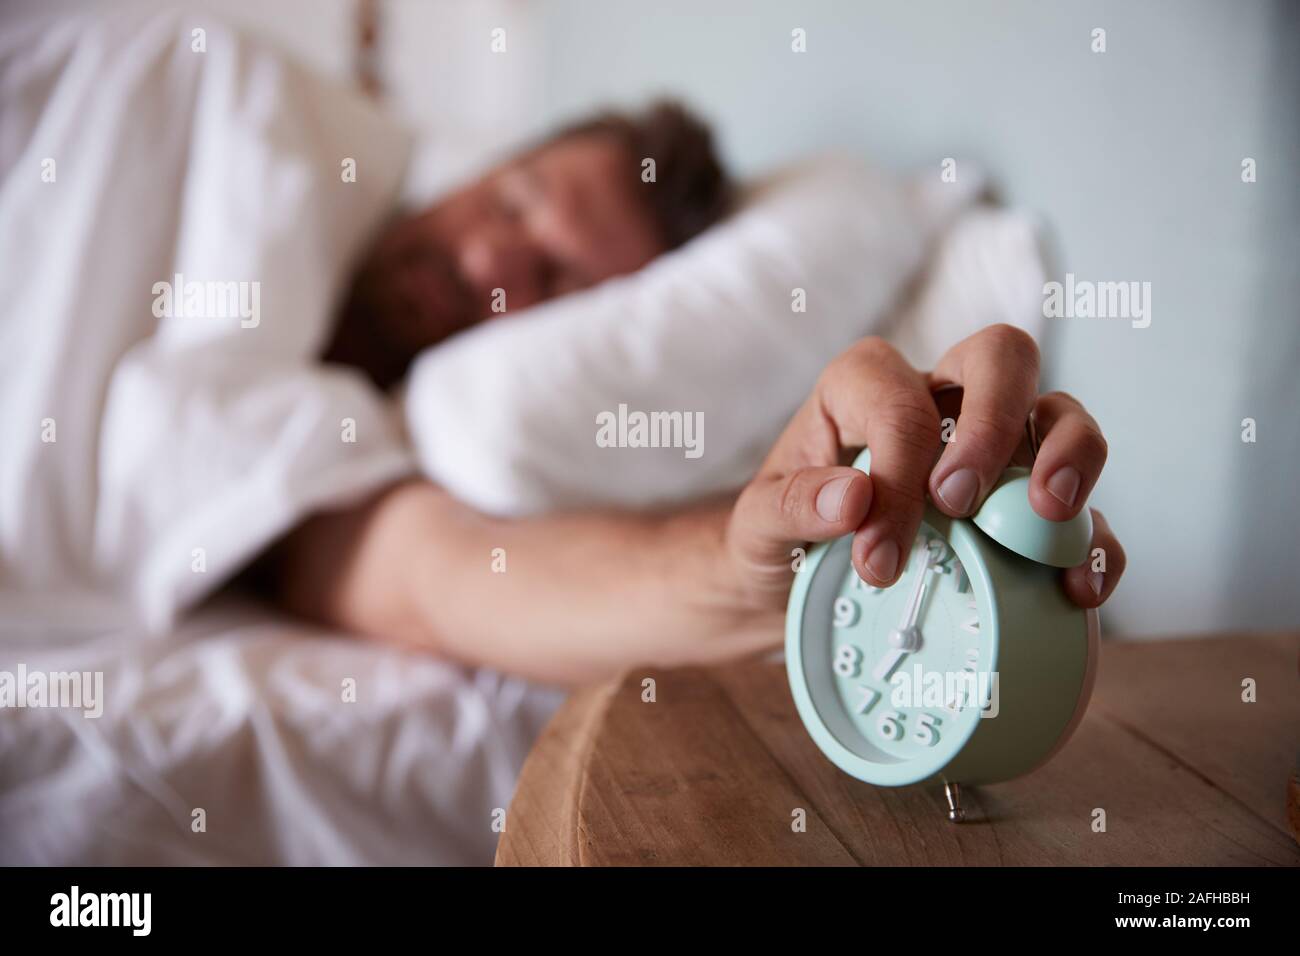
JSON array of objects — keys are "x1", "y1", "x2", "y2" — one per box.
[
  {"x1": 727, "y1": 325, "x2": 1126, "y2": 612},
  {"x1": 265, "y1": 324, "x2": 1124, "y2": 684}
]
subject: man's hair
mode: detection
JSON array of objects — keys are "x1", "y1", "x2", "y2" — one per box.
[{"x1": 551, "y1": 99, "x2": 733, "y2": 250}]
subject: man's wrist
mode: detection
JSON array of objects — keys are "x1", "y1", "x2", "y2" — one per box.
[{"x1": 667, "y1": 499, "x2": 786, "y2": 660}]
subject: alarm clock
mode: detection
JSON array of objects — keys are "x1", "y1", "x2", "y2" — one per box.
[{"x1": 785, "y1": 393, "x2": 1099, "y2": 822}]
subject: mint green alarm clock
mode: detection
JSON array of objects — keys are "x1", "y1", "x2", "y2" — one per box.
[{"x1": 785, "y1": 401, "x2": 1099, "y2": 822}]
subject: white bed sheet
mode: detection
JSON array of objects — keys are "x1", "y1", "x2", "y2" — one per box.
[{"x1": 0, "y1": 594, "x2": 563, "y2": 865}]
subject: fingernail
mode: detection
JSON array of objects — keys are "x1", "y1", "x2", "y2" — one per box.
[
  {"x1": 1046, "y1": 466, "x2": 1082, "y2": 509},
  {"x1": 1088, "y1": 571, "x2": 1104, "y2": 597},
  {"x1": 866, "y1": 540, "x2": 900, "y2": 584},
  {"x1": 936, "y1": 468, "x2": 980, "y2": 515},
  {"x1": 815, "y1": 475, "x2": 854, "y2": 522}
]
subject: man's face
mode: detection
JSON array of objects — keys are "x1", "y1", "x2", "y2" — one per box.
[{"x1": 344, "y1": 132, "x2": 665, "y2": 358}]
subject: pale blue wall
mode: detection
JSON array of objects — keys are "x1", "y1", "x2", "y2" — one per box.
[{"x1": 533, "y1": 0, "x2": 1300, "y2": 636}]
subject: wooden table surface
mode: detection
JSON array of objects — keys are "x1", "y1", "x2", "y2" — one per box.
[{"x1": 496, "y1": 632, "x2": 1299, "y2": 866}]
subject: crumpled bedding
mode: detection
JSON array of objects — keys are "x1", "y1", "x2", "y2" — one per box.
[
  {"x1": 0, "y1": 8, "x2": 562, "y2": 865},
  {"x1": 0, "y1": 595, "x2": 563, "y2": 865},
  {"x1": 0, "y1": 8, "x2": 415, "y2": 629}
]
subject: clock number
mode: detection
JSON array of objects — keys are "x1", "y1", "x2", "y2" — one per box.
[
  {"x1": 832, "y1": 596, "x2": 860, "y2": 628},
  {"x1": 877, "y1": 710, "x2": 904, "y2": 741},
  {"x1": 855, "y1": 685, "x2": 880, "y2": 715},
  {"x1": 833, "y1": 644, "x2": 862, "y2": 678},
  {"x1": 912, "y1": 713, "x2": 941, "y2": 747}
]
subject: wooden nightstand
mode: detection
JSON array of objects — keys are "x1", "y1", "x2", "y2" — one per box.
[{"x1": 497, "y1": 633, "x2": 1299, "y2": 866}]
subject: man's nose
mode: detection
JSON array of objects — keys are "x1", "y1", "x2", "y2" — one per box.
[{"x1": 458, "y1": 232, "x2": 540, "y2": 306}]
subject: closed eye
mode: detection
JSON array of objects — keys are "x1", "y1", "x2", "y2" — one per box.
[{"x1": 496, "y1": 165, "x2": 543, "y2": 221}]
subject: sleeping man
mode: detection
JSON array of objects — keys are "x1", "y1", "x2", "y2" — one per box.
[
  {"x1": 263, "y1": 111, "x2": 1127, "y2": 684},
  {"x1": 0, "y1": 12, "x2": 1124, "y2": 686}
]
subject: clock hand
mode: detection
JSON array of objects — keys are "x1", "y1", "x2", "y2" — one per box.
[
  {"x1": 895, "y1": 540, "x2": 932, "y2": 631},
  {"x1": 871, "y1": 646, "x2": 910, "y2": 683},
  {"x1": 871, "y1": 574, "x2": 937, "y2": 681},
  {"x1": 873, "y1": 541, "x2": 937, "y2": 681},
  {"x1": 903, "y1": 555, "x2": 938, "y2": 631}
]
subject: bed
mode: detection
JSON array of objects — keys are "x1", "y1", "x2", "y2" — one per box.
[{"x1": 0, "y1": 595, "x2": 562, "y2": 865}]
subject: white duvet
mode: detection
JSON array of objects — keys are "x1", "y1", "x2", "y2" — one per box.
[
  {"x1": 0, "y1": 595, "x2": 561, "y2": 865},
  {"x1": 0, "y1": 9, "x2": 562, "y2": 865},
  {"x1": 0, "y1": 9, "x2": 414, "y2": 628}
]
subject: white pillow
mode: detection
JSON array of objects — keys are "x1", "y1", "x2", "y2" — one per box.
[
  {"x1": 402, "y1": 155, "x2": 983, "y2": 516},
  {"x1": 883, "y1": 207, "x2": 1048, "y2": 370}
]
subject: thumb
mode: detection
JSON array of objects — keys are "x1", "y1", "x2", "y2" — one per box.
[{"x1": 726, "y1": 465, "x2": 872, "y2": 604}]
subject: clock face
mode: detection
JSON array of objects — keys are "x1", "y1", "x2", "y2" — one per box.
[{"x1": 788, "y1": 519, "x2": 998, "y2": 786}]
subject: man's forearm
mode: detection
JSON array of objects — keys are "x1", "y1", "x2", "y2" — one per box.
[
  {"x1": 262, "y1": 329, "x2": 1127, "y2": 685},
  {"x1": 267, "y1": 481, "x2": 781, "y2": 684}
]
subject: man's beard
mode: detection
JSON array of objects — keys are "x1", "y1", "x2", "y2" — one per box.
[{"x1": 325, "y1": 232, "x2": 478, "y2": 389}]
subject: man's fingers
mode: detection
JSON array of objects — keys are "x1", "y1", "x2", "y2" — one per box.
[
  {"x1": 727, "y1": 465, "x2": 873, "y2": 595},
  {"x1": 1028, "y1": 391, "x2": 1108, "y2": 520},
  {"x1": 928, "y1": 324, "x2": 1040, "y2": 517},
  {"x1": 745, "y1": 329, "x2": 1114, "y2": 608},
  {"x1": 816, "y1": 338, "x2": 940, "y2": 587},
  {"x1": 1061, "y1": 509, "x2": 1125, "y2": 608}
]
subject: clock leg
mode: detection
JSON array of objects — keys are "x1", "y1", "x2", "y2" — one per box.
[{"x1": 943, "y1": 781, "x2": 966, "y2": 823}]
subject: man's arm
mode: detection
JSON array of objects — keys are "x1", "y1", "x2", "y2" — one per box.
[
  {"x1": 263, "y1": 328, "x2": 1126, "y2": 686},
  {"x1": 262, "y1": 480, "x2": 783, "y2": 685}
]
